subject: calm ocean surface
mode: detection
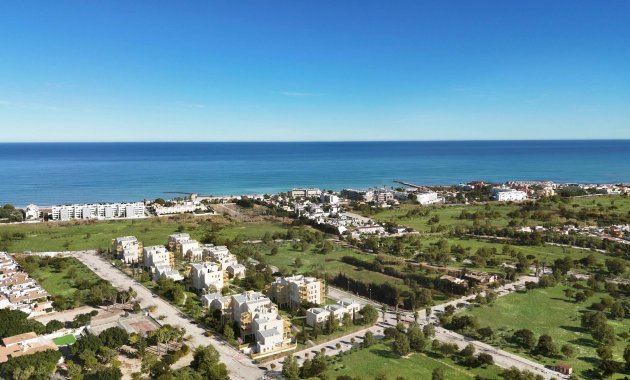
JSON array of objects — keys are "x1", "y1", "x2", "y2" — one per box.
[{"x1": 0, "y1": 141, "x2": 629, "y2": 206}]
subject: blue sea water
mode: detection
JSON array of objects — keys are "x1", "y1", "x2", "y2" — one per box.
[{"x1": 0, "y1": 141, "x2": 629, "y2": 206}]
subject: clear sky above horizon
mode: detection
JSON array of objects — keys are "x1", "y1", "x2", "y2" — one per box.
[{"x1": 1, "y1": 1, "x2": 629, "y2": 142}]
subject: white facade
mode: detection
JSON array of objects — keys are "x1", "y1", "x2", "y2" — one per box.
[
  {"x1": 320, "y1": 193, "x2": 340, "y2": 205},
  {"x1": 290, "y1": 188, "x2": 322, "y2": 198},
  {"x1": 51, "y1": 202, "x2": 145, "y2": 221},
  {"x1": 190, "y1": 263, "x2": 224, "y2": 291},
  {"x1": 143, "y1": 245, "x2": 170, "y2": 268},
  {"x1": 178, "y1": 240, "x2": 199, "y2": 256},
  {"x1": 417, "y1": 192, "x2": 441, "y2": 205},
  {"x1": 269, "y1": 275, "x2": 325, "y2": 307},
  {"x1": 24, "y1": 205, "x2": 40, "y2": 220},
  {"x1": 168, "y1": 233, "x2": 190, "y2": 252},
  {"x1": 305, "y1": 299, "x2": 360, "y2": 327},
  {"x1": 153, "y1": 264, "x2": 184, "y2": 282},
  {"x1": 232, "y1": 292, "x2": 287, "y2": 354},
  {"x1": 188, "y1": 247, "x2": 204, "y2": 262},
  {"x1": 112, "y1": 236, "x2": 141, "y2": 264},
  {"x1": 493, "y1": 188, "x2": 528, "y2": 202}
]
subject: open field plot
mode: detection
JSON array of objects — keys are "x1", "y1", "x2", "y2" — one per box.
[
  {"x1": 323, "y1": 342, "x2": 503, "y2": 380},
  {"x1": 216, "y1": 222, "x2": 289, "y2": 241},
  {"x1": 372, "y1": 203, "x2": 525, "y2": 232},
  {"x1": 15, "y1": 255, "x2": 102, "y2": 299},
  {"x1": 419, "y1": 236, "x2": 602, "y2": 273},
  {"x1": 0, "y1": 216, "x2": 290, "y2": 253},
  {"x1": 256, "y1": 242, "x2": 408, "y2": 287},
  {"x1": 459, "y1": 283, "x2": 630, "y2": 379}
]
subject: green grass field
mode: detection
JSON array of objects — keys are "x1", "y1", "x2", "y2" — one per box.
[
  {"x1": 257, "y1": 241, "x2": 408, "y2": 288},
  {"x1": 17, "y1": 255, "x2": 102, "y2": 298},
  {"x1": 0, "y1": 216, "x2": 289, "y2": 253},
  {"x1": 419, "y1": 236, "x2": 602, "y2": 273},
  {"x1": 324, "y1": 342, "x2": 502, "y2": 379},
  {"x1": 460, "y1": 283, "x2": 630, "y2": 379},
  {"x1": 371, "y1": 195, "x2": 630, "y2": 233},
  {"x1": 52, "y1": 334, "x2": 76, "y2": 346}
]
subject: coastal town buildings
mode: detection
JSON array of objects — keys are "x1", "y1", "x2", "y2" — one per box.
[
  {"x1": 267, "y1": 275, "x2": 325, "y2": 308},
  {"x1": 0, "y1": 252, "x2": 52, "y2": 317},
  {"x1": 51, "y1": 202, "x2": 145, "y2": 221},
  {"x1": 112, "y1": 236, "x2": 142, "y2": 264}
]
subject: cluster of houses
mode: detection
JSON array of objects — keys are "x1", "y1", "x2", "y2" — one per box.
[
  {"x1": 548, "y1": 224, "x2": 630, "y2": 245},
  {"x1": 201, "y1": 274, "x2": 360, "y2": 358},
  {"x1": 282, "y1": 188, "x2": 414, "y2": 239},
  {"x1": 0, "y1": 252, "x2": 52, "y2": 317},
  {"x1": 112, "y1": 234, "x2": 247, "y2": 286}
]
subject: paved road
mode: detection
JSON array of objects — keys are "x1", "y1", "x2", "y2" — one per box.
[{"x1": 46, "y1": 250, "x2": 265, "y2": 380}]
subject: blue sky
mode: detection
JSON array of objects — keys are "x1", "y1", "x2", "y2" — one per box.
[{"x1": 1, "y1": 1, "x2": 629, "y2": 142}]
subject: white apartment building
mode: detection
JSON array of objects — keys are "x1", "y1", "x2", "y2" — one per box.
[
  {"x1": 112, "y1": 236, "x2": 142, "y2": 264},
  {"x1": 492, "y1": 188, "x2": 528, "y2": 202},
  {"x1": 188, "y1": 247, "x2": 204, "y2": 262},
  {"x1": 167, "y1": 233, "x2": 190, "y2": 252},
  {"x1": 290, "y1": 188, "x2": 322, "y2": 198},
  {"x1": 178, "y1": 240, "x2": 199, "y2": 257},
  {"x1": 190, "y1": 263, "x2": 224, "y2": 291},
  {"x1": 201, "y1": 292, "x2": 230, "y2": 310},
  {"x1": 320, "y1": 193, "x2": 340, "y2": 205},
  {"x1": 417, "y1": 191, "x2": 443, "y2": 205},
  {"x1": 231, "y1": 292, "x2": 288, "y2": 354},
  {"x1": 51, "y1": 202, "x2": 145, "y2": 221},
  {"x1": 305, "y1": 299, "x2": 361, "y2": 327},
  {"x1": 202, "y1": 245, "x2": 247, "y2": 279},
  {"x1": 143, "y1": 245, "x2": 170, "y2": 268},
  {"x1": 23, "y1": 204, "x2": 40, "y2": 220},
  {"x1": 152, "y1": 264, "x2": 184, "y2": 282},
  {"x1": 202, "y1": 245, "x2": 230, "y2": 260},
  {"x1": 268, "y1": 275, "x2": 325, "y2": 308}
]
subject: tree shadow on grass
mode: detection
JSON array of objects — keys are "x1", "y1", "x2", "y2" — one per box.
[
  {"x1": 371, "y1": 349, "x2": 399, "y2": 359},
  {"x1": 577, "y1": 356, "x2": 599, "y2": 366},
  {"x1": 559, "y1": 325, "x2": 585, "y2": 333},
  {"x1": 570, "y1": 337, "x2": 596, "y2": 349},
  {"x1": 550, "y1": 297, "x2": 574, "y2": 303}
]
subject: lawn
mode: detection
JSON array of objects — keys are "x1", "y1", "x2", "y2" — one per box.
[
  {"x1": 0, "y1": 216, "x2": 290, "y2": 253},
  {"x1": 324, "y1": 342, "x2": 503, "y2": 379},
  {"x1": 16, "y1": 255, "x2": 102, "y2": 298},
  {"x1": 459, "y1": 283, "x2": 630, "y2": 379},
  {"x1": 217, "y1": 222, "x2": 289, "y2": 241},
  {"x1": 53, "y1": 334, "x2": 77, "y2": 346}
]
